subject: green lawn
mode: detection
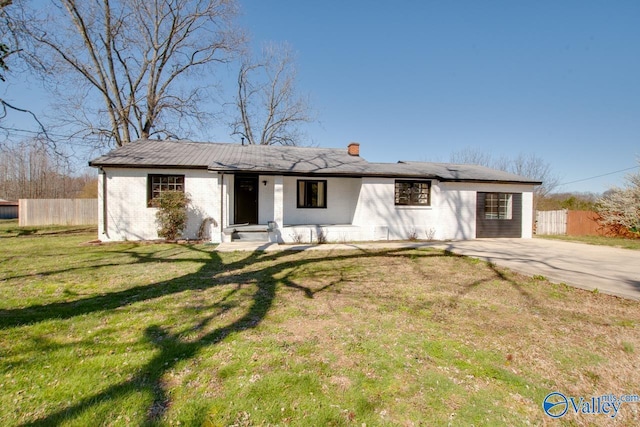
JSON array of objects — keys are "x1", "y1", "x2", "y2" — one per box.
[
  {"x1": 537, "y1": 234, "x2": 640, "y2": 250},
  {"x1": 1, "y1": 220, "x2": 640, "y2": 426}
]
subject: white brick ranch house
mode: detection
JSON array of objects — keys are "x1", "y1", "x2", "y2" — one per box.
[{"x1": 89, "y1": 140, "x2": 541, "y2": 243}]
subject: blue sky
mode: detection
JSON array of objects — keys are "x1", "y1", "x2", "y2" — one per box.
[
  {"x1": 3, "y1": 1, "x2": 640, "y2": 193},
  {"x1": 236, "y1": 0, "x2": 640, "y2": 193}
]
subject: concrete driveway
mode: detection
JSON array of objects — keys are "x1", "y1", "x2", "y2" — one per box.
[
  {"x1": 217, "y1": 238, "x2": 640, "y2": 300},
  {"x1": 439, "y1": 238, "x2": 640, "y2": 300}
]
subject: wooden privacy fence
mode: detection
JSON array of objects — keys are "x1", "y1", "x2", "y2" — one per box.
[
  {"x1": 536, "y1": 210, "x2": 632, "y2": 237},
  {"x1": 19, "y1": 199, "x2": 97, "y2": 226},
  {"x1": 567, "y1": 210, "x2": 602, "y2": 236},
  {"x1": 536, "y1": 209, "x2": 567, "y2": 235}
]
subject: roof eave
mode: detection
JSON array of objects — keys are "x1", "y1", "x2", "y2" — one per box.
[
  {"x1": 439, "y1": 178, "x2": 543, "y2": 185},
  {"x1": 89, "y1": 162, "x2": 209, "y2": 170},
  {"x1": 206, "y1": 166, "x2": 437, "y2": 178},
  {"x1": 88, "y1": 163, "x2": 541, "y2": 185},
  {"x1": 207, "y1": 167, "x2": 540, "y2": 182}
]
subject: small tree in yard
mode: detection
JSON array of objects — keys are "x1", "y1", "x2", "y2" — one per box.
[
  {"x1": 152, "y1": 191, "x2": 191, "y2": 241},
  {"x1": 597, "y1": 162, "x2": 640, "y2": 236}
]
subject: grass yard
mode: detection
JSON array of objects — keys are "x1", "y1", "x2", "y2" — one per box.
[
  {"x1": 1, "y1": 220, "x2": 640, "y2": 426},
  {"x1": 537, "y1": 234, "x2": 640, "y2": 250}
]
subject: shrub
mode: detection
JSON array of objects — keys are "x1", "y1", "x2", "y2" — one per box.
[
  {"x1": 597, "y1": 162, "x2": 640, "y2": 237},
  {"x1": 315, "y1": 227, "x2": 328, "y2": 244},
  {"x1": 152, "y1": 191, "x2": 191, "y2": 240},
  {"x1": 407, "y1": 228, "x2": 419, "y2": 241},
  {"x1": 289, "y1": 230, "x2": 304, "y2": 243},
  {"x1": 425, "y1": 227, "x2": 436, "y2": 241}
]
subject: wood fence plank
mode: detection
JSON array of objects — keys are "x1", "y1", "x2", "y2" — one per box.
[
  {"x1": 18, "y1": 199, "x2": 97, "y2": 226},
  {"x1": 536, "y1": 209, "x2": 567, "y2": 235}
]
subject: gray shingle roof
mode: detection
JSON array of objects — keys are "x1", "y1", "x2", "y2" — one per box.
[
  {"x1": 395, "y1": 161, "x2": 543, "y2": 183},
  {"x1": 89, "y1": 140, "x2": 226, "y2": 169},
  {"x1": 89, "y1": 139, "x2": 542, "y2": 184}
]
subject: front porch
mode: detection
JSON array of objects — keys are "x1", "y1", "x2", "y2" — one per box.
[{"x1": 221, "y1": 173, "x2": 367, "y2": 243}]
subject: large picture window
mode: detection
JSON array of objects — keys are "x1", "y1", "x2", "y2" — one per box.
[
  {"x1": 297, "y1": 180, "x2": 327, "y2": 208},
  {"x1": 148, "y1": 174, "x2": 185, "y2": 206},
  {"x1": 485, "y1": 193, "x2": 513, "y2": 220},
  {"x1": 395, "y1": 180, "x2": 431, "y2": 206}
]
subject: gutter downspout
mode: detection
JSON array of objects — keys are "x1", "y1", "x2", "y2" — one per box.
[
  {"x1": 220, "y1": 172, "x2": 225, "y2": 241},
  {"x1": 99, "y1": 167, "x2": 109, "y2": 239}
]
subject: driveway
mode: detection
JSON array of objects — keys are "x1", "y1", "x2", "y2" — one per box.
[
  {"x1": 218, "y1": 238, "x2": 640, "y2": 300},
  {"x1": 439, "y1": 238, "x2": 640, "y2": 300}
]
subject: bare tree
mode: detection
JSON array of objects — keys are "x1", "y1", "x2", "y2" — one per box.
[
  {"x1": 449, "y1": 147, "x2": 494, "y2": 168},
  {"x1": 0, "y1": 0, "x2": 49, "y2": 137},
  {"x1": 0, "y1": 0, "x2": 14, "y2": 82},
  {"x1": 450, "y1": 147, "x2": 559, "y2": 197},
  {"x1": 510, "y1": 153, "x2": 560, "y2": 199},
  {"x1": 597, "y1": 162, "x2": 640, "y2": 235},
  {"x1": 0, "y1": 138, "x2": 89, "y2": 199},
  {"x1": 231, "y1": 43, "x2": 314, "y2": 146},
  {"x1": 23, "y1": 0, "x2": 242, "y2": 147}
]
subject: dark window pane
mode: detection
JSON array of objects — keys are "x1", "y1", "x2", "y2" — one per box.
[
  {"x1": 297, "y1": 180, "x2": 327, "y2": 208},
  {"x1": 394, "y1": 180, "x2": 430, "y2": 206},
  {"x1": 485, "y1": 193, "x2": 512, "y2": 220},
  {"x1": 148, "y1": 174, "x2": 185, "y2": 206}
]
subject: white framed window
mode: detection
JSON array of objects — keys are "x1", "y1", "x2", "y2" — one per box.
[{"x1": 485, "y1": 193, "x2": 513, "y2": 220}]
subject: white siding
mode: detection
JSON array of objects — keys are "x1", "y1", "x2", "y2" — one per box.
[{"x1": 99, "y1": 168, "x2": 221, "y2": 242}]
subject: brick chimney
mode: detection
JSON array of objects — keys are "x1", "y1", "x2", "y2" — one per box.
[{"x1": 347, "y1": 142, "x2": 360, "y2": 156}]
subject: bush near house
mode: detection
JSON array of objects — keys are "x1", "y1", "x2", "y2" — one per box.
[{"x1": 152, "y1": 191, "x2": 191, "y2": 240}]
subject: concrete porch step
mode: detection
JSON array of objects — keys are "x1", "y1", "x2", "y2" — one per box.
[
  {"x1": 224, "y1": 224, "x2": 270, "y2": 242},
  {"x1": 233, "y1": 231, "x2": 269, "y2": 242}
]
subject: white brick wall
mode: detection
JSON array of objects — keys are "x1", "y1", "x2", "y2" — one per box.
[
  {"x1": 438, "y1": 182, "x2": 535, "y2": 239},
  {"x1": 351, "y1": 178, "x2": 535, "y2": 240},
  {"x1": 282, "y1": 176, "x2": 360, "y2": 225},
  {"x1": 98, "y1": 168, "x2": 221, "y2": 242},
  {"x1": 258, "y1": 175, "x2": 275, "y2": 224},
  {"x1": 351, "y1": 177, "x2": 440, "y2": 240},
  {"x1": 97, "y1": 169, "x2": 535, "y2": 242}
]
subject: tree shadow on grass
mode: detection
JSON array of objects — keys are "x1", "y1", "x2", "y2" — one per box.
[
  {"x1": 2, "y1": 244, "x2": 206, "y2": 282},
  {"x1": 0, "y1": 226, "x2": 96, "y2": 239},
  {"x1": 14, "y1": 245, "x2": 452, "y2": 426},
  {"x1": 21, "y1": 256, "x2": 276, "y2": 425},
  {"x1": 17, "y1": 247, "x2": 277, "y2": 426},
  {"x1": 443, "y1": 250, "x2": 541, "y2": 309}
]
